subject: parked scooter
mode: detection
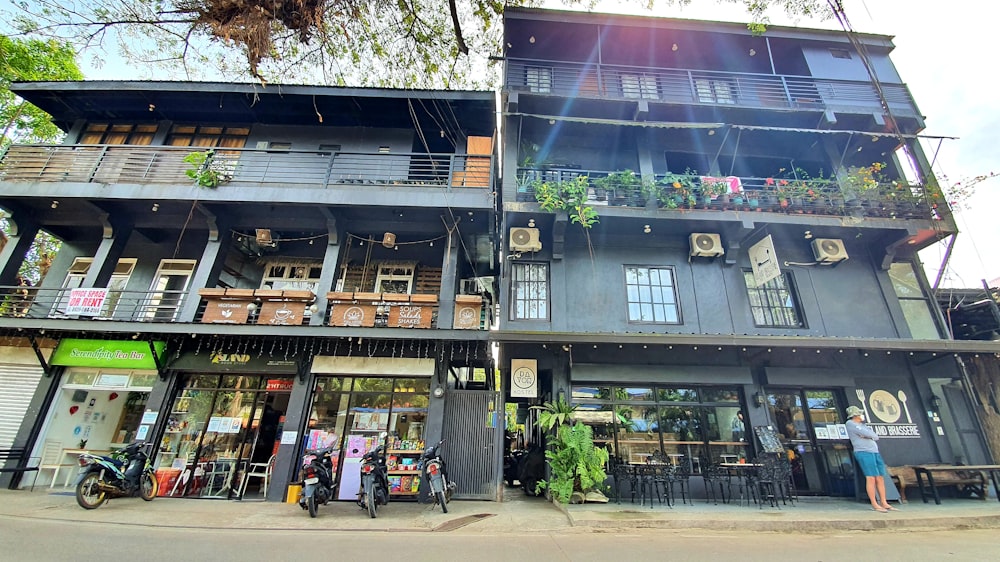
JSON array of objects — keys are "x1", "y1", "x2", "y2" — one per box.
[
  {"x1": 503, "y1": 449, "x2": 527, "y2": 487},
  {"x1": 297, "y1": 445, "x2": 336, "y2": 518},
  {"x1": 74, "y1": 442, "x2": 158, "y2": 509},
  {"x1": 421, "y1": 439, "x2": 457, "y2": 513},
  {"x1": 356, "y1": 444, "x2": 389, "y2": 518}
]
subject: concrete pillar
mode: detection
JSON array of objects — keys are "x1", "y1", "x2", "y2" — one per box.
[
  {"x1": 310, "y1": 213, "x2": 340, "y2": 326},
  {"x1": 178, "y1": 210, "x2": 230, "y2": 321},
  {"x1": 267, "y1": 368, "x2": 315, "y2": 502},
  {"x1": 0, "y1": 212, "x2": 40, "y2": 286},
  {"x1": 82, "y1": 214, "x2": 132, "y2": 288},
  {"x1": 436, "y1": 223, "x2": 459, "y2": 328}
]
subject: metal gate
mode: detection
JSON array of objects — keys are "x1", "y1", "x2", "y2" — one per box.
[{"x1": 442, "y1": 390, "x2": 502, "y2": 500}]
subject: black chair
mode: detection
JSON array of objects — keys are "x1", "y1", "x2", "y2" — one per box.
[
  {"x1": 611, "y1": 462, "x2": 638, "y2": 504},
  {"x1": 664, "y1": 463, "x2": 691, "y2": 506},
  {"x1": 633, "y1": 464, "x2": 663, "y2": 508},
  {"x1": 749, "y1": 454, "x2": 783, "y2": 509},
  {"x1": 701, "y1": 461, "x2": 729, "y2": 505}
]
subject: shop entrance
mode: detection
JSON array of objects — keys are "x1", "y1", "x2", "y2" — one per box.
[
  {"x1": 764, "y1": 388, "x2": 854, "y2": 497},
  {"x1": 158, "y1": 375, "x2": 290, "y2": 499}
]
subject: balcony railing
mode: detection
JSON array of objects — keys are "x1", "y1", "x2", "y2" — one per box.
[
  {"x1": 516, "y1": 168, "x2": 942, "y2": 220},
  {"x1": 0, "y1": 286, "x2": 188, "y2": 322},
  {"x1": 0, "y1": 145, "x2": 493, "y2": 190},
  {"x1": 0, "y1": 285, "x2": 491, "y2": 330},
  {"x1": 507, "y1": 59, "x2": 918, "y2": 117}
]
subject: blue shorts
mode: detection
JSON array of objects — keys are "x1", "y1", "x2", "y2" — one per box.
[{"x1": 854, "y1": 451, "x2": 887, "y2": 478}]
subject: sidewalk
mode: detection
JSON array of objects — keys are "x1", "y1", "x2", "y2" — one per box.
[{"x1": 2, "y1": 488, "x2": 999, "y2": 534}]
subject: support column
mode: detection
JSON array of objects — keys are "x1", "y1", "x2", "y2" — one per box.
[
  {"x1": 81, "y1": 212, "x2": 132, "y2": 288},
  {"x1": 436, "y1": 220, "x2": 460, "y2": 328},
  {"x1": 310, "y1": 210, "x2": 340, "y2": 326},
  {"x1": 178, "y1": 208, "x2": 230, "y2": 321},
  {"x1": 267, "y1": 368, "x2": 315, "y2": 502},
  {"x1": 0, "y1": 210, "x2": 40, "y2": 286}
]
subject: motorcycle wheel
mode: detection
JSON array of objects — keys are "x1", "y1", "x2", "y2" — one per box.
[
  {"x1": 367, "y1": 487, "x2": 378, "y2": 518},
  {"x1": 76, "y1": 472, "x2": 107, "y2": 510},
  {"x1": 139, "y1": 472, "x2": 158, "y2": 501},
  {"x1": 307, "y1": 495, "x2": 317, "y2": 518},
  {"x1": 435, "y1": 490, "x2": 449, "y2": 513}
]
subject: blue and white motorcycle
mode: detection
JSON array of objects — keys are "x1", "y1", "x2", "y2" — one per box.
[{"x1": 74, "y1": 442, "x2": 158, "y2": 509}]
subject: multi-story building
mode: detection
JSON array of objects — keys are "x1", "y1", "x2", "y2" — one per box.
[
  {"x1": 496, "y1": 7, "x2": 997, "y2": 499},
  {"x1": 0, "y1": 82, "x2": 503, "y2": 501}
]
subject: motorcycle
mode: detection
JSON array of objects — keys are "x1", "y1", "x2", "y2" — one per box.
[
  {"x1": 74, "y1": 442, "x2": 158, "y2": 509},
  {"x1": 356, "y1": 444, "x2": 389, "y2": 518},
  {"x1": 421, "y1": 439, "x2": 456, "y2": 513},
  {"x1": 297, "y1": 446, "x2": 336, "y2": 518},
  {"x1": 503, "y1": 449, "x2": 526, "y2": 487}
]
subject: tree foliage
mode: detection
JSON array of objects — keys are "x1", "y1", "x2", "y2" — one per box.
[
  {"x1": 4, "y1": 1, "x2": 827, "y2": 87},
  {"x1": 1, "y1": 35, "x2": 83, "y2": 146}
]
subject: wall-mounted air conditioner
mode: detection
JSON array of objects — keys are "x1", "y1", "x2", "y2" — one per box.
[
  {"x1": 812, "y1": 238, "x2": 848, "y2": 264},
  {"x1": 510, "y1": 227, "x2": 542, "y2": 253},
  {"x1": 689, "y1": 233, "x2": 724, "y2": 257}
]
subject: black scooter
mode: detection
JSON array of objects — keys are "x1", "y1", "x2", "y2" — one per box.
[
  {"x1": 356, "y1": 444, "x2": 389, "y2": 518},
  {"x1": 298, "y1": 445, "x2": 336, "y2": 518}
]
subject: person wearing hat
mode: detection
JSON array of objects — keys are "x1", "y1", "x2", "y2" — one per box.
[{"x1": 846, "y1": 405, "x2": 897, "y2": 512}]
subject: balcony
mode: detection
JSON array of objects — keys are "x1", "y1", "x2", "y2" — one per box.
[
  {"x1": 0, "y1": 144, "x2": 493, "y2": 191},
  {"x1": 506, "y1": 59, "x2": 919, "y2": 120},
  {"x1": 0, "y1": 286, "x2": 492, "y2": 331},
  {"x1": 515, "y1": 168, "x2": 943, "y2": 221}
]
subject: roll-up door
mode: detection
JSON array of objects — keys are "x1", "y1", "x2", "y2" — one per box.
[{"x1": 0, "y1": 364, "x2": 44, "y2": 449}]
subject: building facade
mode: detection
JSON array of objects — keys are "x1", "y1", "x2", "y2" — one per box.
[
  {"x1": 0, "y1": 83, "x2": 503, "y2": 501},
  {"x1": 495, "y1": 7, "x2": 998, "y2": 499}
]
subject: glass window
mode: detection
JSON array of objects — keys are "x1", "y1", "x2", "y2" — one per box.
[
  {"x1": 889, "y1": 262, "x2": 941, "y2": 339},
  {"x1": 79, "y1": 123, "x2": 156, "y2": 145},
  {"x1": 743, "y1": 270, "x2": 804, "y2": 328},
  {"x1": 510, "y1": 262, "x2": 548, "y2": 320},
  {"x1": 625, "y1": 266, "x2": 680, "y2": 324},
  {"x1": 656, "y1": 387, "x2": 699, "y2": 403},
  {"x1": 526, "y1": 66, "x2": 552, "y2": 93},
  {"x1": 694, "y1": 78, "x2": 736, "y2": 104},
  {"x1": 621, "y1": 73, "x2": 658, "y2": 100},
  {"x1": 572, "y1": 386, "x2": 610, "y2": 401}
]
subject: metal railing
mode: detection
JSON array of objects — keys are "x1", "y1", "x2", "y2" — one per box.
[
  {"x1": 0, "y1": 145, "x2": 493, "y2": 190},
  {"x1": 0, "y1": 286, "x2": 188, "y2": 322},
  {"x1": 516, "y1": 168, "x2": 940, "y2": 220},
  {"x1": 506, "y1": 59, "x2": 918, "y2": 116}
]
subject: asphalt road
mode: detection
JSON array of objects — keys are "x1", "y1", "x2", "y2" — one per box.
[{"x1": 1, "y1": 515, "x2": 999, "y2": 562}]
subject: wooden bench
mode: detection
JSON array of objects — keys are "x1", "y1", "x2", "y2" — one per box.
[
  {"x1": 889, "y1": 464, "x2": 996, "y2": 505},
  {"x1": 0, "y1": 447, "x2": 41, "y2": 491}
]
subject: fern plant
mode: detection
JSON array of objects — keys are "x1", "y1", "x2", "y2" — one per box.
[{"x1": 538, "y1": 421, "x2": 609, "y2": 503}]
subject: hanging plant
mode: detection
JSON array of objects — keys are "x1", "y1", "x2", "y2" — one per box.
[{"x1": 184, "y1": 150, "x2": 231, "y2": 188}]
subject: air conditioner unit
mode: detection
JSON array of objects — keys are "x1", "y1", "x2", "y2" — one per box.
[
  {"x1": 812, "y1": 238, "x2": 849, "y2": 263},
  {"x1": 689, "y1": 233, "x2": 724, "y2": 257},
  {"x1": 510, "y1": 227, "x2": 542, "y2": 253}
]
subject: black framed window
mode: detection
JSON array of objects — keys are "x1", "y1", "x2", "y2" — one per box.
[
  {"x1": 510, "y1": 262, "x2": 549, "y2": 320},
  {"x1": 625, "y1": 266, "x2": 680, "y2": 324},
  {"x1": 888, "y1": 262, "x2": 941, "y2": 339},
  {"x1": 526, "y1": 66, "x2": 552, "y2": 94},
  {"x1": 694, "y1": 78, "x2": 736, "y2": 104},
  {"x1": 743, "y1": 270, "x2": 804, "y2": 328}
]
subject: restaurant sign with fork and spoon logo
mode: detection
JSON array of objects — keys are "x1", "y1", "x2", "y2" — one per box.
[{"x1": 854, "y1": 388, "x2": 921, "y2": 438}]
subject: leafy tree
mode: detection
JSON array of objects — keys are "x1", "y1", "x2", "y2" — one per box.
[
  {"x1": 4, "y1": 1, "x2": 827, "y2": 87},
  {"x1": 0, "y1": 36, "x2": 80, "y2": 284}
]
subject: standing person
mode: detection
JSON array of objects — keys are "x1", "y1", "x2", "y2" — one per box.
[{"x1": 845, "y1": 405, "x2": 897, "y2": 512}]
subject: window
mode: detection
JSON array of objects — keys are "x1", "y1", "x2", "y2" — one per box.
[
  {"x1": 625, "y1": 266, "x2": 680, "y2": 324},
  {"x1": 166, "y1": 125, "x2": 249, "y2": 148},
  {"x1": 146, "y1": 259, "x2": 196, "y2": 321},
  {"x1": 621, "y1": 73, "x2": 658, "y2": 100},
  {"x1": 56, "y1": 258, "x2": 137, "y2": 317},
  {"x1": 374, "y1": 262, "x2": 416, "y2": 295},
  {"x1": 525, "y1": 66, "x2": 552, "y2": 94},
  {"x1": 694, "y1": 78, "x2": 736, "y2": 104},
  {"x1": 510, "y1": 262, "x2": 548, "y2": 320},
  {"x1": 829, "y1": 48, "x2": 852, "y2": 60},
  {"x1": 261, "y1": 259, "x2": 323, "y2": 293},
  {"x1": 79, "y1": 123, "x2": 157, "y2": 145},
  {"x1": 743, "y1": 270, "x2": 803, "y2": 328},
  {"x1": 889, "y1": 262, "x2": 941, "y2": 339}
]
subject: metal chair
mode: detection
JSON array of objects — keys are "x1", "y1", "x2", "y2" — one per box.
[{"x1": 238, "y1": 454, "x2": 275, "y2": 498}]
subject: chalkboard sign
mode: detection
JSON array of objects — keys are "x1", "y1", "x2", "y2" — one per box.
[{"x1": 754, "y1": 426, "x2": 785, "y2": 453}]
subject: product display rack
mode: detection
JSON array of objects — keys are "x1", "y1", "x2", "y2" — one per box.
[{"x1": 385, "y1": 439, "x2": 424, "y2": 497}]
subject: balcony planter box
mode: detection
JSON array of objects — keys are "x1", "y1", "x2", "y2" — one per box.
[
  {"x1": 409, "y1": 294, "x2": 439, "y2": 304},
  {"x1": 280, "y1": 290, "x2": 316, "y2": 301},
  {"x1": 224, "y1": 288, "x2": 256, "y2": 298},
  {"x1": 382, "y1": 293, "x2": 410, "y2": 303},
  {"x1": 198, "y1": 288, "x2": 227, "y2": 298},
  {"x1": 454, "y1": 295, "x2": 483, "y2": 330},
  {"x1": 253, "y1": 289, "x2": 285, "y2": 299},
  {"x1": 327, "y1": 291, "x2": 354, "y2": 302},
  {"x1": 353, "y1": 292, "x2": 383, "y2": 303}
]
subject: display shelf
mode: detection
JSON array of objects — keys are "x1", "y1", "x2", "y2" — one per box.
[{"x1": 388, "y1": 470, "x2": 421, "y2": 475}]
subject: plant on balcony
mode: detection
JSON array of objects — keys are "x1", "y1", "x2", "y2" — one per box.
[
  {"x1": 838, "y1": 162, "x2": 885, "y2": 205},
  {"x1": 595, "y1": 170, "x2": 645, "y2": 207},
  {"x1": 184, "y1": 150, "x2": 229, "y2": 188},
  {"x1": 697, "y1": 177, "x2": 728, "y2": 206},
  {"x1": 533, "y1": 175, "x2": 599, "y2": 229},
  {"x1": 647, "y1": 172, "x2": 695, "y2": 209}
]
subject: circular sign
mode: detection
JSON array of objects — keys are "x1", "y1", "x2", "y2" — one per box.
[
  {"x1": 868, "y1": 389, "x2": 901, "y2": 423},
  {"x1": 512, "y1": 366, "x2": 536, "y2": 390}
]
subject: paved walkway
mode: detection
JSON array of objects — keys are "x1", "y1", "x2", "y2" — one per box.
[{"x1": 2, "y1": 488, "x2": 999, "y2": 534}]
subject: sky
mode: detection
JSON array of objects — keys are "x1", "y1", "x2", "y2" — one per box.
[{"x1": 67, "y1": 0, "x2": 999, "y2": 289}]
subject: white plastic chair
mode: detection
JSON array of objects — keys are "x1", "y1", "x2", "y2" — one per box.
[
  {"x1": 238, "y1": 454, "x2": 275, "y2": 498},
  {"x1": 38, "y1": 441, "x2": 70, "y2": 488}
]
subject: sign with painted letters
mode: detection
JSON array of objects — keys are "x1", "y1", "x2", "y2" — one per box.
[
  {"x1": 510, "y1": 359, "x2": 538, "y2": 398},
  {"x1": 749, "y1": 235, "x2": 781, "y2": 287}
]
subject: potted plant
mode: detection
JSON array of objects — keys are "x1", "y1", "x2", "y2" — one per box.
[
  {"x1": 647, "y1": 172, "x2": 693, "y2": 209},
  {"x1": 596, "y1": 170, "x2": 643, "y2": 207},
  {"x1": 184, "y1": 150, "x2": 232, "y2": 188}
]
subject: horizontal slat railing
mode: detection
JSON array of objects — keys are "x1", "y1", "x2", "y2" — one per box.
[
  {"x1": 0, "y1": 287, "x2": 188, "y2": 322},
  {"x1": 0, "y1": 145, "x2": 493, "y2": 190},
  {"x1": 506, "y1": 59, "x2": 917, "y2": 115}
]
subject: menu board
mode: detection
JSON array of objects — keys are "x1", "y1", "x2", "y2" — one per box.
[{"x1": 754, "y1": 426, "x2": 785, "y2": 453}]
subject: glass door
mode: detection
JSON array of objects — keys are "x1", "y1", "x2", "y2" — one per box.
[{"x1": 764, "y1": 388, "x2": 851, "y2": 496}]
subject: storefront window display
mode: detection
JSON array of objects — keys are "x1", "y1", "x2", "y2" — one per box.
[
  {"x1": 306, "y1": 376, "x2": 430, "y2": 500},
  {"x1": 571, "y1": 384, "x2": 747, "y2": 472},
  {"x1": 159, "y1": 375, "x2": 290, "y2": 498}
]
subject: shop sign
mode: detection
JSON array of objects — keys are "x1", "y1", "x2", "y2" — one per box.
[
  {"x1": 846, "y1": 387, "x2": 921, "y2": 439},
  {"x1": 51, "y1": 339, "x2": 166, "y2": 369},
  {"x1": 749, "y1": 235, "x2": 780, "y2": 287},
  {"x1": 258, "y1": 301, "x2": 305, "y2": 325},
  {"x1": 65, "y1": 288, "x2": 108, "y2": 316},
  {"x1": 388, "y1": 305, "x2": 432, "y2": 328},
  {"x1": 170, "y1": 350, "x2": 299, "y2": 374},
  {"x1": 510, "y1": 359, "x2": 537, "y2": 398},
  {"x1": 266, "y1": 378, "x2": 294, "y2": 391},
  {"x1": 329, "y1": 303, "x2": 377, "y2": 327},
  {"x1": 201, "y1": 299, "x2": 250, "y2": 324}
]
